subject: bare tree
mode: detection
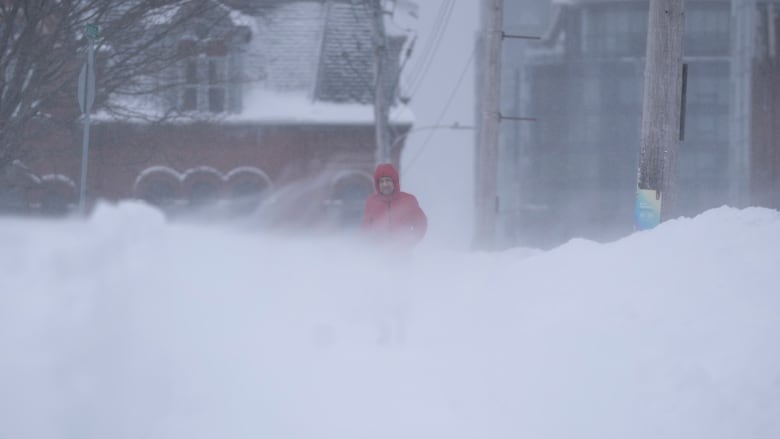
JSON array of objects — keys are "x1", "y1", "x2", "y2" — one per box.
[{"x1": 0, "y1": 0, "x2": 231, "y2": 172}]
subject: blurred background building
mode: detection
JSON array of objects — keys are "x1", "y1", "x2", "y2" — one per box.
[
  {"x1": 0, "y1": 0, "x2": 415, "y2": 229},
  {"x1": 484, "y1": 0, "x2": 780, "y2": 249}
]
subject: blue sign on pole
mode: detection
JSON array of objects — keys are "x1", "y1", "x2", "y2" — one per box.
[{"x1": 635, "y1": 188, "x2": 662, "y2": 230}]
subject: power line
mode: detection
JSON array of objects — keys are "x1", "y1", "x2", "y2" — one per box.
[
  {"x1": 403, "y1": 45, "x2": 476, "y2": 174},
  {"x1": 389, "y1": 0, "x2": 452, "y2": 142},
  {"x1": 407, "y1": 0, "x2": 456, "y2": 97},
  {"x1": 404, "y1": 0, "x2": 450, "y2": 85},
  {"x1": 404, "y1": 0, "x2": 455, "y2": 95}
]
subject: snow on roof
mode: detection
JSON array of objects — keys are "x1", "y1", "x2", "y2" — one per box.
[
  {"x1": 224, "y1": 166, "x2": 272, "y2": 183},
  {"x1": 98, "y1": 1, "x2": 414, "y2": 126},
  {"x1": 386, "y1": 0, "x2": 418, "y2": 36},
  {"x1": 228, "y1": 8, "x2": 257, "y2": 31},
  {"x1": 143, "y1": 4, "x2": 181, "y2": 26},
  {"x1": 40, "y1": 174, "x2": 77, "y2": 189},
  {"x1": 133, "y1": 166, "x2": 274, "y2": 194},
  {"x1": 94, "y1": 89, "x2": 414, "y2": 125},
  {"x1": 225, "y1": 90, "x2": 414, "y2": 125},
  {"x1": 251, "y1": 2, "x2": 326, "y2": 95}
]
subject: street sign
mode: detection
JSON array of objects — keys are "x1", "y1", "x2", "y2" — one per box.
[
  {"x1": 85, "y1": 23, "x2": 99, "y2": 40},
  {"x1": 77, "y1": 63, "x2": 95, "y2": 114}
]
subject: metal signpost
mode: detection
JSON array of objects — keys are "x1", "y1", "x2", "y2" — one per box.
[{"x1": 78, "y1": 23, "x2": 98, "y2": 214}]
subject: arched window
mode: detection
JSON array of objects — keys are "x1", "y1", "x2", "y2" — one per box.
[
  {"x1": 41, "y1": 191, "x2": 71, "y2": 215},
  {"x1": 189, "y1": 180, "x2": 221, "y2": 205},
  {"x1": 183, "y1": 167, "x2": 223, "y2": 207},
  {"x1": 331, "y1": 173, "x2": 373, "y2": 227},
  {"x1": 0, "y1": 184, "x2": 29, "y2": 214},
  {"x1": 177, "y1": 38, "x2": 229, "y2": 113},
  {"x1": 134, "y1": 167, "x2": 182, "y2": 210},
  {"x1": 226, "y1": 167, "x2": 272, "y2": 216},
  {"x1": 142, "y1": 179, "x2": 177, "y2": 207},
  {"x1": 232, "y1": 179, "x2": 266, "y2": 199},
  {"x1": 38, "y1": 177, "x2": 77, "y2": 216},
  {"x1": 0, "y1": 163, "x2": 38, "y2": 215}
]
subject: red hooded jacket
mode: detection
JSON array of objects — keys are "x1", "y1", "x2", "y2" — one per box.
[{"x1": 360, "y1": 163, "x2": 427, "y2": 245}]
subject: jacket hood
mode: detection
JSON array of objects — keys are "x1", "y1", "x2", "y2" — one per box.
[{"x1": 373, "y1": 163, "x2": 400, "y2": 194}]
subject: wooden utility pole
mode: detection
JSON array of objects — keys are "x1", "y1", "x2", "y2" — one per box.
[
  {"x1": 372, "y1": 0, "x2": 392, "y2": 165},
  {"x1": 473, "y1": 0, "x2": 503, "y2": 250},
  {"x1": 636, "y1": 0, "x2": 685, "y2": 229}
]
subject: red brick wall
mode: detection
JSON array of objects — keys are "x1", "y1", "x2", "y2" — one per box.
[{"x1": 20, "y1": 120, "x2": 411, "y2": 224}]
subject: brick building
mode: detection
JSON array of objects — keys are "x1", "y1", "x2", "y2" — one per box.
[{"x1": 2, "y1": 0, "x2": 414, "y2": 228}]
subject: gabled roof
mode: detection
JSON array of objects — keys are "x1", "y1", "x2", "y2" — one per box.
[
  {"x1": 101, "y1": 0, "x2": 414, "y2": 125},
  {"x1": 250, "y1": 2, "x2": 326, "y2": 94},
  {"x1": 315, "y1": 2, "x2": 375, "y2": 103},
  {"x1": 217, "y1": 0, "x2": 415, "y2": 123},
  {"x1": 251, "y1": 1, "x2": 407, "y2": 105}
]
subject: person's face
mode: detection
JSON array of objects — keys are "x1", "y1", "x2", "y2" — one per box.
[{"x1": 378, "y1": 176, "x2": 395, "y2": 195}]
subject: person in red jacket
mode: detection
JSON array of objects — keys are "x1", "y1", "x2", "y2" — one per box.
[{"x1": 360, "y1": 163, "x2": 427, "y2": 246}]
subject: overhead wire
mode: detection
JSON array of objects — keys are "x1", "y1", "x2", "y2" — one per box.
[
  {"x1": 388, "y1": 0, "x2": 452, "y2": 142},
  {"x1": 388, "y1": 0, "x2": 461, "y2": 152},
  {"x1": 403, "y1": 0, "x2": 455, "y2": 96},
  {"x1": 403, "y1": 0, "x2": 449, "y2": 85},
  {"x1": 406, "y1": 0, "x2": 456, "y2": 98},
  {"x1": 403, "y1": 44, "x2": 476, "y2": 175}
]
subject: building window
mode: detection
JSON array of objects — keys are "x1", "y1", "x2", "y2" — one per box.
[
  {"x1": 0, "y1": 185, "x2": 28, "y2": 214},
  {"x1": 231, "y1": 180, "x2": 267, "y2": 200},
  {"x1": 189, "y1": 180, "x2": 220, "y2": 205},
  {"x1": 229, "y1": 179, "x2": 269, "y2": 215},
  {"x1": 41, "y1": 192, "x2": 70, "y2": 215},
  {"x1": 687, "y1": 113, "x2": 729, "y2": 142},
  {"x1": 685, "y1": 61, "x2": 729, "y2": 141},
  {"x1": 141, "y1": 179, "x2": 177, "y2": 207},
  {"x1": 331, "y1": 175, "x2": 373, "y2": 227},
  {"x1": 207, "y1": 57, "x2": 226, "y2": 113},
  {"x1": 583, "y1": 5, "x2": 647, "y2": 57},
  {"x1": 182, "y1": 58, "x2": 198, "y2": 111},
  {"x1": 177, "y1": 39, "x2": 230, "y2": 114},
  {"x1": 688, "y1": 75, "x2": 728, "y2": 108},
  {"x1": 615, "y1": 76, "x2": 642, "y2": 108},
  {"x1": 685, "y1": 4, "x2": 730, "y2": 57},
  {"x1": 40, "y1": 186, "x2": 76, "y2": 216}
]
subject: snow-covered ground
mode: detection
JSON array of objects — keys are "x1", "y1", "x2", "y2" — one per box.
[{"x1": 1, "y1": 202, "x2": 778, "y2": 439}]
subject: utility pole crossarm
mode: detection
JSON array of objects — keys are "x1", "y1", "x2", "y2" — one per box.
[
  {"x1": 499, "y1": 112, "x2": 537, "y2": 122},
  {"x1": 501, "y1": 32, "x2": 541, "y2": 40}
]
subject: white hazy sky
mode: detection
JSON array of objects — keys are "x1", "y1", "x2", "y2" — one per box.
[
  {"x1": 1, "y1": 202, "x2": 778, "y2": 439},
  {"x1": 399, "y1": 0, "x2": 480, "y2": 249}
]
